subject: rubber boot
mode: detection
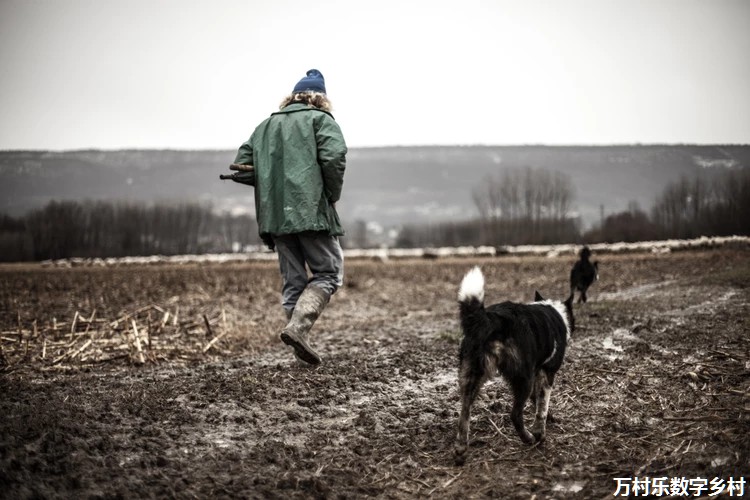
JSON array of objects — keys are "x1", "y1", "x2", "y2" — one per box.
[{"x1": 279, "y1": 286, "x2": 329, "y2": 365}]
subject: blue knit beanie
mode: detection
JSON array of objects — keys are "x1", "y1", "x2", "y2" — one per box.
[{"x1": 292, "y1": 69, "x2": 326, "y2": 94}]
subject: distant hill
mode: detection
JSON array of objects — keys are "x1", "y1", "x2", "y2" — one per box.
[{"x1": 1, "y1": 145, "x2": 748, "y2": 231}]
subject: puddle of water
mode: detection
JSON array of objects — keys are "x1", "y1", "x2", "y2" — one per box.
[
  {"x1": 602, "y1": 336, "x2": 624, "y2": 352},
  {"x1": 599, "y1": 281, "x2": 676, "y2": 301},
  {"x1": 612, "y1": 327, "x2": 639, "y2": 342},
  {"x1": 553, "y1": 481, "x2": 585, "y2": 493},
  {"x1": 711, "y1": 455, "x2": 732, "y2": 468},
  {"x1": 665, "y1": 290, "x2": 738, "y2": 316},
  {"x1": 602, "y1": 336, "x2": 624, "y2": 361}
]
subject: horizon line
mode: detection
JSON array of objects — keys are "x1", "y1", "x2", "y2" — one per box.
[{"x1": 2, "y1": 142, "x2": 750, "y2": 153}]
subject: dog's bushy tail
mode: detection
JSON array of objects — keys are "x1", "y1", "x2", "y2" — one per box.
[
  {"x1": 459, "y1": 266, "x2": 484, "y2": 306},
  {"x1": 458, "y1": 266, "x2": 487, "y2": 332}
]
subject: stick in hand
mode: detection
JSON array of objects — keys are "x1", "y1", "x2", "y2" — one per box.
[{"x1": 220, "y1": 164, "x2": 256, "y2": 184}]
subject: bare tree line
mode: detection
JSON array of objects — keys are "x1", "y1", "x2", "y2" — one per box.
[
  {"x1": 472, "y1": 167, "x2": 574, "y2": 222},
  {"x1": 1, "y1": 167, "x2": 747, "y2": 260},
  {"x1": 650, "y1": 168, "x2": 750, "y2": 239},
  {"x1": 399, "y1": 167, "x2": 580, "y2": 247},
  {"x1": 0, "y1": 201, "x2": 262, "y2": 261},
  {"x1": 472, "y1": 167, "x2": 577, "y2": 244},
  {"x1": 584, "y1": 168, "x2": 750, "y2": 242},
  {"x1": 398, "y1": 166, "x2": 749, "y2": 248}
]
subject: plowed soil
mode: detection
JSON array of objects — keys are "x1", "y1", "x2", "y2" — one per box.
[{"x1": 1, "y1": 249, "x2": 749, "y2": 499}]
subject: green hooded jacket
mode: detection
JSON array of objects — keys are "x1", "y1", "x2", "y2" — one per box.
[{"x1": 234, "y1": 103, "x2": 347, "y2": 243}]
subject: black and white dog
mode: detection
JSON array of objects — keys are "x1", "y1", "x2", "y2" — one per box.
[
  {"x1": 454, "y1": 267, "x2": 573, "y2": 465},
  {"x1": 570, "y1": 246, "x2": 599, "y2": 303}
]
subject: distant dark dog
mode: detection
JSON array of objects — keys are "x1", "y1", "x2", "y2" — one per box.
[
  {"x1": 454, "y1": 267, "x2": 573, "y2": 465},
  {"x1": 570, "y1": 246, "x2": 598, "y2": 303}
]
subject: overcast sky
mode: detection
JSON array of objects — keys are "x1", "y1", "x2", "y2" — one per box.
[{"x1": 1, "y1": 0, "x2": 749, "y2": 150}]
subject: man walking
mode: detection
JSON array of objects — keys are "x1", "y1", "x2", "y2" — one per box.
[{"x1": 233, "y1": 69, "x2": 347, "y2": 365}]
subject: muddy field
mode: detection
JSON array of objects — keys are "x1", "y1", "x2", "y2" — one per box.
[{"x1": 1, "y1": 248, "x2": 749, "y2": 499}]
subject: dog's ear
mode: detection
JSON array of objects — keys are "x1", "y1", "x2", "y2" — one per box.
[{"x1": 534, "y1": 290, "x2": 544, "y2": 301}]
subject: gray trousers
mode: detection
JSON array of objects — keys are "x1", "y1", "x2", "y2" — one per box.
[{"x1": 273, "y1": 232, "x2": 344, "y2": 314}]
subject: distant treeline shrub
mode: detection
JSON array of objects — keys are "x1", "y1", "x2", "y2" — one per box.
[
  {"x1": 582, "y1": 203, "x2": 660, "y2": 243},
  {"x1": 584, "y1": 168, "x2": 750, "y2": 243},
  {"x1": 650, "y1": 168, "x2": 750, "y2": 240},
  {"x1": 2, "y1": 168, "x2": 748, "y2": 260},
  {"x1": 398, "y1": 167, "x2": 749, "y2": 248},
  {"x1": 396, "y1": 217, "x2": 581, "y2": 248},
  {"x1": 0, "y1": 200, "x2": 262, "y2": 261}
]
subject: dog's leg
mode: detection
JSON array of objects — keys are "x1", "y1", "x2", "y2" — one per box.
[
  {"x1": 530, "y1": 372, "x2": 544, "y2": 436},
  {"x1": 547, "y1": 374, "x2": 557, "y2": 422},
  {"x1": 529, "y1": 372, "x2": 550, "y2": 427},
  {"x1": 454, "y1": 366, "x2": 484, "y2": 465},
  {"x1": 509, "y1": 377, "x2": 535, "y2": 444},
  {"x1": 530, "y1": 371, "x2": 552, "y2": 442}
]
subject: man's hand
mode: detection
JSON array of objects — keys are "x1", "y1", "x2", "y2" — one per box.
[{"x1": 229, "y1": 164, "x2": 254, "y2": 172}]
